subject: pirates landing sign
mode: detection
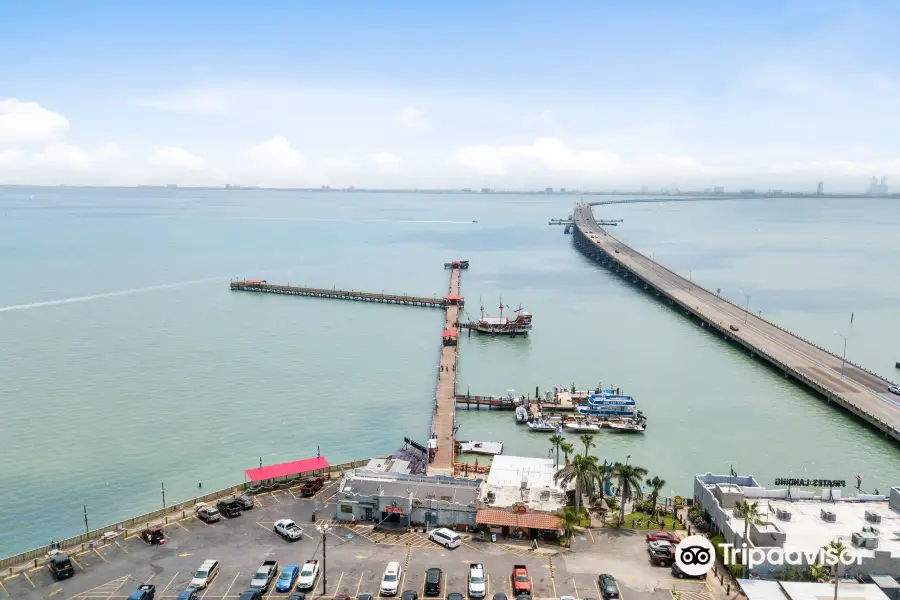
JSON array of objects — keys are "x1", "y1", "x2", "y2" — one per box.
[{"x1": 774, "y1": 478, "x2": 847, "y2": 488}]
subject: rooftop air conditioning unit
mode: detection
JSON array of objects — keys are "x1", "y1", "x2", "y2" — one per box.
[
  {"x1": 776, "y1": 508, "x2": 792, "y2": 521},
  {"x1": 851, "y1": 531, "x2": 879, "y2": 549},
  {"x1": 820, "y1": 509, "x2": 837, "y2": 523},
  {"x1": 865, "y1": 510, "x2": 882, "y2": 524},
  {"x1": 520, "y1": 479, "x2": 528, "y2": 490}
]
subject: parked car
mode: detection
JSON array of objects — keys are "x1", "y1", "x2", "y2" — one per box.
[
  {"x1": 276, "y1": 565, "x2": 300, "y2": 593},
  {"x1": 649, "y1": 547, "x2": 675, "y2": 567},
  {"x1": 237, "y1": 592, "x2": 262, "y2": 600},
  {"x1": 296, "y1": 560, "x2": 320, "y2": 590},
  {"x1": 48, "y1": 555, "x2": 75, "y2": 580},
  {"x1": 249, "y1": 560, "x2": 279, "y2": 593},
  {"x1": 140, "y1": 526, "x2": 165, "y2": 545},
  {"x1": 288, "y1": 593, "x2": 306, "y2": 600},
  {"x1": 127, "y1": 584, "x2": 156, "y2": 600},
  {"x1": 468, "y1": 564, "x2": 486, "y2": 598},
  {"x1": 195, "y1": 504, "x2": 221, "y2": 523},
  {"x1": 427, "y1": 528, "x2": 461, "y2": 549},
  {"x1": 646, "y1": 531, "x2": 680, "y2": 544},
  {"x1": 491, "y1": 594, "x2": 507, "y2": 600},
  {"x1": 176, "y1": 589, "x2": 199, "y2": 600},
  {"x1": 448, "y1": 593, "x2": 464, "y2": 600},
  {"x1": 425, "y1": 568, "x2": 442, "y2": 596},
  {"x1": 511, "y1": 565, "x2": 531, "y2": 597},
  {"x1": 216, "y1": 498, "x2": 243, "y2": 518},
  {"x1": 190, "y1": 560, "x2": 220, "y2": 590},
  {"x1": 300, "y1": 476, "x2": 326, "y2": 497},
  {"x1": 357, "y1": 594, "x2": 373, "y2": 600},
  {"x1": 380, "y1": 562, "x2": 402, "y2": 596},
  {"x1": 672, "y1": 564, "x2": 706, "y2": 580},
  {"x1": 274, "y1": 518, "x2": 304, "y2": 541},
  {"x1": 233, "y1": 494, "x2": 255, "y2": 509},
  {"x1": 598, "y1": 574, "x2": 619, "y2": 599},
  {"x1": 647, "y1": 540, "x2": 673, "y2": 553},
  {"x1": 401, "y1": 591, "x2": 418, "y2": 600}
]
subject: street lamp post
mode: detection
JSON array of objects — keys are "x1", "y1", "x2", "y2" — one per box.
[
  {"x1": 834, "y1": 332, "x2": 848, "y2": 379},
  {"x1": 316, "y1": 523, "x2": 331, "y2": 595},
  {"x1": 741, "y1": 290, "x2": 751, "y2": 324}
]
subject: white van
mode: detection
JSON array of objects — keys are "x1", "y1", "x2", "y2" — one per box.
[
  {"x1": 427, "y1": 528, "x2": 461, "y2": 549},
  {"x1": 190, "y1": 559, "x2": 219, "y2": 589},
  {"x1": 380, "y1": 561, "x2": 402, "y2": 596}
]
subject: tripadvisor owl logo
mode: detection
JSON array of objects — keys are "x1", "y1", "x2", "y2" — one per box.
[{"x1": 674, "y1": 536, "x2": 716, "y2": 576}]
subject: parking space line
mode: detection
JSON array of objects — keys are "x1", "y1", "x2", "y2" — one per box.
[
  {"x1": 93, "y1": 547, "x2": 108, "y2": 562},
  {"x1": 333, "y1": 572, "x2": 345, "y2": 596},
  {"x1": 549, "y1": 571, "x2": 556, "y2": 599},
  {"x1": 356, "y1": 572, "x2": 365, "y2": 597},
  {"x1": 595, "y1": 578, "x2": 603, "y2": 600},
  {"x1": 615, "y1": 580, "x2": 625, "y2": 600},
  {"x1": 223, "y1": 571, "x2": 241, "y2": 598},
  {"x1": 573, "y1": 577, "x2": 580, "y2": 598},
  {"x1": 23, "y1": 571, "x2": 35, "y2": 588},
  {"x1": 270, "y1": 492, "x2": 282, "y2": 504},
  {"x1": 28, "y1": 565, "x2": 46, "y2": 573},
  {"x1": 71, "y1": 556, "x2": 83, "y2": 569},
  {"x1": 0, "y1": 578, "x2": 8, "y2": 596},
  {"x1": 160, "y1": 572, "x2": 179, "y2": 595},
  {"x1": 115, "y1": 540, "x2": 130, "y2": 553},
  {"x1": 587, "y1": 527, "x2": 595, "y2": 544}
]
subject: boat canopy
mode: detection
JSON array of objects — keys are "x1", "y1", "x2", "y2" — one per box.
[{"x1": 244, "y1": 456, "x2": 329, "y2": 483}]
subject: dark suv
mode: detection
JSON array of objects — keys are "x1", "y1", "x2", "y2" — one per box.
[
  {"x1": 49, "y1": 555, "x2": 75, "y2": 580},
  {"x1": 216, "y1": 498, "x2": 243, "y2": 518},
  {"x1": 424, "y1": 568, "x2": 442, "y2": 596}
]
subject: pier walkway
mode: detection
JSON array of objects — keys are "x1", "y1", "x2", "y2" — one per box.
[
  {"x1": 230, "y1": 280, "x2": 451, "y2": 308},
  {"x1": 573, "y1": 203, "x2": 900, "y2": 443},
  {"x1": 430, "y1": 266, "x2": 462, "y2": 475}
]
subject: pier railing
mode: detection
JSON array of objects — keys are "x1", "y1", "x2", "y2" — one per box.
[
  {"x1": 0, "y1": 458, "x2": 371, "y2": 572},
  {"x1": 230, "y1": 281, "x2": 452, "y2": 308}
]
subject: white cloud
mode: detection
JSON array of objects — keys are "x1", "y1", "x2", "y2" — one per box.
[
  {"x1": 526, "y1": 109, "x2": 556, "y2": 127},
  {"x1": 398, "y1": 107, "x2": 429, "y2": 130},
  {"x1": 0, "y1": 99, "x2": 70, "y2": 146},
  {"x1": 454, "y1": 138, "x2": 622, "y2": 176},
  {"x1": 368, "y1": 152, "x2": 402, "y2": 172},
  {"x1": 152, "y1": 146, "x2": 205, "y2": 170},
  {"x1": 247, "y1": 136, "x2": 304, "y2": 170}
]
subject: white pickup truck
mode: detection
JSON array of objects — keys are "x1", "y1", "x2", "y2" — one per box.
[{"x1": 297, "y1": 560, "x2": 320, "y2": 590}]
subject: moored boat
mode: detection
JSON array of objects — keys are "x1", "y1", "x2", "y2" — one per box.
[
  {"x1": 462, "y1": 297, "x2": 533, "y2": 336},
  {"x1": 515, "y1": 406, "x2": 528, "y2": 423},
  {"x1": 608, "y1": 421, "x2": 646, "y2": 433},
  {"x1": 527, "y1": 421, "x2": 561, "y2": 432},
  {"x1": 565, "y1": 421, "x2": 602, "y2": 432}
]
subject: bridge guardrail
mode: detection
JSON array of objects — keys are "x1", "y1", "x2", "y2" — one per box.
[
  {"x1": 571, "y1": 214, "x2": 899, "y2": 441},
  {"x1": 575, "y1": 206, "x2": 896, "y2": 387}
]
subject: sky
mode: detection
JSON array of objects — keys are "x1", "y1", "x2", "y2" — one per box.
[{"x1": 1, "y1": 0, "x2": 899, "y2": 191}]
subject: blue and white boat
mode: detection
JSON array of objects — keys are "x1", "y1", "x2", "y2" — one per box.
[{"x1": 576, "y1": 393, "x2": 639, "y2": 418}]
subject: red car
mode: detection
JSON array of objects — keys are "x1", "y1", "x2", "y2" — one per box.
[{"x1": 646, "y1": 531, "x2": 680, "y2": 544}]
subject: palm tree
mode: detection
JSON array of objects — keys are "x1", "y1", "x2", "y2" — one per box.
[
  {"x1": 611, "y1": 462, "x2": 648, "y2": 524},
  {"x1": 555, "y1": 505, "x2": 581, "y2": 545},
  {"x1": 548, "y1": 434, "x2": 565, "y2": 469},
  {"x1": 825, "y1": 539, "x2": 847, "y2": 600},
  {"x1": 560, "y1": 442, "x2": 575, "y2": 466},
  {"x1": 734, "y1": 500, "x2": 764, "y2": 556},
  {"x1": 646, "y1": 475, "x2": 666, "y2": 518},
  {"x1": 579, "y1": 433, "x2": 596, "y2": 457},
  {"x1": 553, "y1": 454, "x2": 602, "y2": 518},
  {"x1": 808, "y1": 563, "x2": 830, "y2": 583}
]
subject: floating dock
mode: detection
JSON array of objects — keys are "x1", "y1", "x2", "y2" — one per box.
[
  {"x1": 230, "y1": 279, "x2": 460, "y2": 309},
  {"x1": 458, "y1": 441, "x2": 503, "y2": 455}
]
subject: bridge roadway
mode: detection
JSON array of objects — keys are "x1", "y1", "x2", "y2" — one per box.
[{"x1": 573, "y1": 203, "x2": 900, "y2": 443}]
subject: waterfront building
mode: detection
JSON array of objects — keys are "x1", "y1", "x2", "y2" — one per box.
[
  {"x1": 740, "y1": 580, "x2": 893, "y2": 600},
  {"x1": 335, "y1": 469, "x2": 479, "y2": 530},
  {"x1": 714, "y1": 186, "x2": 725, "y2": 193},
  {"x1": 694, "y1": 473, "x2": 900, "y2": 578},
  {"x1": 475, "y1": 456, "x2": 564, "y2": 539}
]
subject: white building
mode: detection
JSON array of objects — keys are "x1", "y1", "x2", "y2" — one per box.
[
  {"x1": 480, "y1": 455, "x2": 566, "y2": 513},
  {"x1": 740, "y1": 580, "x2": 894, "y2": 600},
  {"x1": 694, "y1": 473, "x2": 900, "y2": 578}
]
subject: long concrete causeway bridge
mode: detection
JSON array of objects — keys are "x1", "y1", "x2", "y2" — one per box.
[{"x1": 572, "y1": 202, "x2": 900, "y2": 444}]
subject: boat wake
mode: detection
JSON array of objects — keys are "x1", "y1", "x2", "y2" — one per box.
[{"x1": 0, "y1": 277, "x2": 225, "y2": 314}]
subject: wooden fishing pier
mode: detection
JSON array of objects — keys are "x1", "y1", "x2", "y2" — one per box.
[{"x1": 230, "y1": 279, "x2": 463, "y2": 309}]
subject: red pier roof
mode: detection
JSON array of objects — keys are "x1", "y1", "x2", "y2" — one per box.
[
  {"x1": 246, "y1": 279, "x2": 265, "y2": 284},
  {"x1": 244, "y1": 456, "x2": 329, "y2": 482},
  {"x1": 443, "y1": 294, "x2": 464, "y2": 300},
  {"x1": 442, "y1": 329, "x2": 459, "y2": 338}
]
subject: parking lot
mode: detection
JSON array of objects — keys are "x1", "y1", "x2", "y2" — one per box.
[{"x1": 1, "y1": 481, "x2": 722, "y2": 600}]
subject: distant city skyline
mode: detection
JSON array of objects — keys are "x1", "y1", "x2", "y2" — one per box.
[{"x1": 2, "y1": 1, "x2": 900, "y2": 189}]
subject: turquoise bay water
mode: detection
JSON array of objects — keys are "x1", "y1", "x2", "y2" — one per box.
[{"x1": 1, "y1": 189, "x2": 899, "y2": 556}]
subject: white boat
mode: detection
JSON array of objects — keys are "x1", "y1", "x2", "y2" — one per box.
[
  {"x1": 608, "y1": 421, "x2": 645, "y2": 433},
  {"x1": 527, "y1": 421, "x2": 560, "y2": 432},
  {"x1": 565, "y1": 422, "x2": 602, "y2": 432},
  {"x1": 515, "y1": 406, "x2": 528, "y2": 423},
  {"x1": 459, "y1": 441, "x2": 503, "y2": 455}
]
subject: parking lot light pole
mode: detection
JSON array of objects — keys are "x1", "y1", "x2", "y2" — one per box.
[
  {"x1": 834, "y1": 332, "x2": 848, "y2": 379},
  {"x1": 317, "y1": 523, "x2": 331, "y2": 595}
]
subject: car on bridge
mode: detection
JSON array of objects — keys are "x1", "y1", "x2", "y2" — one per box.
[{"x1": 888, "y1": 384, "x2": 900, "y2": 395}]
